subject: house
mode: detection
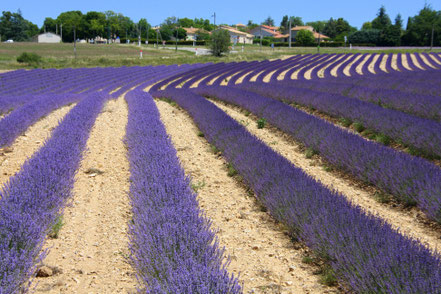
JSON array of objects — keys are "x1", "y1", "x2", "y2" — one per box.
[
  {"x1": 249, "y1": 25, "x2": 280, "y2": 38},
  {"x1": 274, "y1": 26, "x2": 329, "y2": 42},
  {"x1": 36, "y1": 32, "x2": 61, "y2": 43},
  {"x1": 219, "y1": 26, "x2": 254, "y2": 44},
  {"x1": 183, "y1": 27, "x2": 210, "y2": 41},
  {"x1": 235, "y1": 23, "x2": 247, "y2": 29}
]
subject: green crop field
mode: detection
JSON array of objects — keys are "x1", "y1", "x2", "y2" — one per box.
[{"x1": 1, "y1": 42, "x2": 440, "y2": 69}]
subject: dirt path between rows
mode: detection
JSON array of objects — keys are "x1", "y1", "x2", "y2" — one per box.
[
  {"x1": 212, "y1": 101, "x2": 441, "y2": 254},
  {"x1": 32, "y1": 97, "x2": 136, "y2": 293},
  {"x1": 330, "y1": 55, "x2": 352, "y2": 77},
  {"x1": 156, "y1": 100, "x2": 335, "y2": 294},
  {"x1": 0, "y1": 104, "x2": 75, "y2": 188}
]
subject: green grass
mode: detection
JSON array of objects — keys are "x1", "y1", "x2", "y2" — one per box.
[{"x1": 1, "y1": 42, "x2": 440, "y2": 70}]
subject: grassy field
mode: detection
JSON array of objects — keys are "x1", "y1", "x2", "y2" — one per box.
[{"x1": 1, "y1": 42, "x2": 440, "y2": 69}]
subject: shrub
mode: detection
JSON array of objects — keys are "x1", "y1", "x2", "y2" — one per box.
[
  {"x1": 16, "y1": 52, "x2": 42, "y2": 64},
  {"x1": 295, "y1": 30, "x2": 315, "y2": 46},
  {"x1": 257, "y1": 118, "x2": 266, "y2": 129},
  {"x1": 209, "y1": 29, "x2": 230, "y2": 57}
]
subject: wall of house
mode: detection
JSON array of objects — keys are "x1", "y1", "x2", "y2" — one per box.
[{"x1": 38, "y1": 34, "x2": 61, "y2": 43}]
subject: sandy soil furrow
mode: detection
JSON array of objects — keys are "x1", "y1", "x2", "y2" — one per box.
[
  {"x1": 317, "y1": 55, "x2": 346, "y2": 78},
  {"x1": 367, "y1": 54, "x2": 380, "y2": 74},
  {"x1": 211, "y1": 101, "x2": 441, "y2": 254},
  {"x1": 0, "y1": 104, "x2": 75, "y2": 188},
  {"x1": 391, "y1": 54, "x2": 399, "y2": 71},
  {"x1": 354, "y1": 54, "x2": 371, "y2": 75},
  {"x1": 428, "y1": 54, "x2": 441, "y2": 65},
  {"x1": 418, "y1": 53, "x2": 438, "y2": 69},
  {"x1": 343, "y1": 54, "x2": 363, "y2": 76},
  {"x1": 304, "y1": 55, "x2": 338, "y2": 80},
  {"x1": 330, "y1": 55, "x2": 353, "y2": 77},
  {"x1": 156, "y1": 100, "x2": 334, "y2": 294},
  {"x1": 33, "y1": 97, "x2": 136, "y2": 293},
  {"x1": 379, "y1": 54, "x2": 388, "y2": 72},
  {"x1": 401, "y1": 54, "x2": 412, "y2": 71},
  {"x1": 409, "y1": 54, "x2": 425, "y2": 70},
  {"x1": 235, "y1": 70, "x2": 256, "y2": 84}
]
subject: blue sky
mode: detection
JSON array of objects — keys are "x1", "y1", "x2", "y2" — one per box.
[{"x1": 3, "y1": 0, "x2": 439, "y2": 29}]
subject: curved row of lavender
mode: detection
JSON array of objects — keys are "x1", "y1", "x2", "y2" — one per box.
[
  {"x1": 0, "y1": 93, "x2": 107, "y2": 294},
  {"x1": 0, "y1": 64, "x2": 207, "y2": 293},
  {"x1": 278, "y1": 78, "x2": 441, "y2": 122},
  {"x1": 237, "y1": 81, "x2": 441, "y2": 158},
  {"x1": 152, "y1": 88, "x2": 441, "y2": 294},
  {"x1": 191, "y1": 85, "x2": 441, "y2": 223},
  {"x1": 125, "y1": 89, "x2": 241, "y2": 293},
  {"x1": 0, "y1": 93, "x2": 80, "y2": 147}
]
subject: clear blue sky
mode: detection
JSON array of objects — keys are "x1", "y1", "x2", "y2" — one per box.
[{"x1": 3, "y1": 0, "x2": 439, "y2": 29}]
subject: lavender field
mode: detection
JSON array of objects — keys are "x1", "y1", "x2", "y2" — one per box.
[{"x1": 1, "y1": 52, "x2": 441, "y2": 293}]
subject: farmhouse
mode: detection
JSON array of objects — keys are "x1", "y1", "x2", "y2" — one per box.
[
  {"x1": 274, "y1": 26, "x2": 329, "y2": 42},
  {"x1": 183, "y1": 27, "x2": 210, "y2": 41},
  {"x1": 249, "y1": 25, "x2": 280, "y2": 38},
  {"x1": 219, "y1": 25, "x2": 254, "y2": 44},
  {"x1": 36, "y1": 32, "x2": 61, "y2": 43}
]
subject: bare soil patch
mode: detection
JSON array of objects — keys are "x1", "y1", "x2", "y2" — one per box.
[
  {"x1": 211, "y1": 100, "x2": 441, "y2": 254},
  {"x1": 0, "y1": 104, "x2": 74, "y2": 188},
  {"x1": 32, "y1": 97, "x2": 136, "y2": 293},
  {"x1": 156, "y1": 100, "x2": 335, "y2": 294}
]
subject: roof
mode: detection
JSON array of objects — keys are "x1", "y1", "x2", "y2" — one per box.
[
  {"x1": 291, "y1": 26, "x2": 314, "y2": 31},
  {"x1": 235, "y1": 23, "x2": 246, "y2": 27},
  {"x1": 274, "y1": 33, "x2": 289, "y2": 39},
  {"x1": 261, "y1": 24, "x2": 279, "y2": 31},
  {"x1": 313, "y1": 32, "x2": 330, "y2": 39},
  {"x1": 183, "y1": 27, "x2": 210, "y2": 35},
  {"x1": 38, "y1": 32, "x2": 61, "y2": 37},
  {"x1": 220, "y1": 26, "x2": 254, "y2": 38}
]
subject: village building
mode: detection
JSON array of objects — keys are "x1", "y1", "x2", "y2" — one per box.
[
  {"x1": 274, "y1": 26, "x2": 329, "y2": 42},
  {"x1": 36, "y1": 32, "x2": 61, "y2": 43},
  {"x1": 219, "y1": 25, "x2": 254, "y2": 44},
  {"x1": 249, "y1": 25, "x2": 280, "y2": 38},
  {"x1": 183, "y1": 27, "x2": 210, "y2": 41}
]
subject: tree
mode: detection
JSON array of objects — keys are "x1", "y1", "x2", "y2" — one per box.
[
  {"x1": 41, "y1": 17, "x2": 57, "y2": 33},
  {"x1": 263, "y1": 16, "x2": 274, "y2": 27},
  {"x1": 402, "y1": 4, "x2": 441, "y2": 46},
  {"x1": 295, "y1": 29, "x2": 315, "y2": 45},
  {"x1": 0, "y1": 10, "x2": 39, "y2": 41},
  {"x1": 361, "y1": 22, "x2": 373, "y2": 30},
  {"x1": 171, "y1": 27, "x2": 186, "y2": 40},
  {"x1": 280, "y1": 16, "x2": 303, "y2": 33},
  {"x1": 210, "y1": 29, "x2": 230, "y2": 56},
  {"x1": 196, "y1": 29, "x2": 210, "y2": 40},
  {"x1": 247, "y1": 20, "x2": 258, "y2": 30},
  {"x1": 372, "y1": 6, "x2": 392, "y2": 31},
  {"x1": 348, "y1": 29, "x2": 380, "y2": 44},
  {"x1": 56, "y1": 11, "x2": 84, "y2": 42},
  {"x1": 306, "y1": 21, "x2": 327, "y2": 33}
]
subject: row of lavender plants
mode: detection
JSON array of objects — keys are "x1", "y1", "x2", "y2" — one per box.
[
  {"x1": 191, "y1": 85, "x2": 441, "y2": 223},
  {"x1": 0, "y1": 93, "x2": 107, "y2": 294},
  {"x1": 152, "y1": 88, "x2": 441, "y2": 293},
  {"x1": 0, "y1": 93, "x2": 80, "y2": 147},
  {"x1": 279, "y1": 78, "x2": 441, "y2": 122},
  {"x1": 238, "y1": 81, "x2": 441, "y2": 158},
  {"x1": 125, "y1": 89, "x2": 241, "y2": 293}
]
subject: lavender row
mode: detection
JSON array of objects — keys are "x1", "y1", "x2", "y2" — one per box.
[
  {"x1": 153, "y1": 88, "x2": 441, "y2": 293},
  {"x1": 192, "y1": 85, "x2": 441, "y2": 223},
  {"x1": 279, "y1": 78, "x2": 441, "y2": 122},
  {"x1": 0, "y1": 93, "x2": 80, "y2": 147},
  {"x1": 125, "y1": 89, "x2": 241, "y2": 293},
  {"x1": 240, "y1": 81, "x2": 441, "y2": 158},
  {"x1": 0, "y1": 93, "x2": 106, "y2": 294}
]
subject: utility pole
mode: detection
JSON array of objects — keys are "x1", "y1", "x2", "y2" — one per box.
[
  {"x1": 175, "y1": 19, "x2": 179, "y2": 52},
  {"x1": 73, "y1": 25, "x2": 77, "y2": 59},
  {"x1": 260, "y1": 25, "x2": 262, "y2": 50},
  {"x1": 56, "y1": 24, "x2": 58, "y2": 35},
  {"x1": 60, "y1": 24, "x2": 63, "y2": 41},
  {"x1": 212, "y1": 12, "x2": 216, "y2": 28},
  {"x1": 156, "y1": 27, "x2": 159, "y2": 48},
  {"x1": 431, "y1": 23, "x2": 434, "y2": 51},
  {"x1": 288, "y1": 17, "x2": 292, "y2": 48}
]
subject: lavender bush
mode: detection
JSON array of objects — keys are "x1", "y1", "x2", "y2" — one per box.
[
  {"x1": 125, "y1": 89, "x2": 241, "y2": 293},
  {"x1": 153, "y1": 88, "x2": 441, "y2": 294}
]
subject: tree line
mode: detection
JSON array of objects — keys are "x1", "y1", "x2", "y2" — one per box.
[{"x1": 0, "y1": 5, "x2": 440, "y2": 46}]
